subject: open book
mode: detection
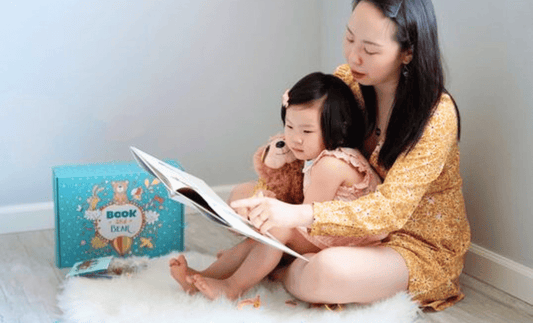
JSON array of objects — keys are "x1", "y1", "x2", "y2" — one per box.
[{"x1": 130, "y1": 147, "x2": 308, "y2": 262}]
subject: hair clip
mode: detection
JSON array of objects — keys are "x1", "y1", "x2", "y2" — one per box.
[{"x1": 282, "y1": 89, "x2": 290, "y2": 108}]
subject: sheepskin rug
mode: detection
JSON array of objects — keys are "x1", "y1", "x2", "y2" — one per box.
[{"x1": 57, "y1": 251, "x2": 420, "y2": 323}]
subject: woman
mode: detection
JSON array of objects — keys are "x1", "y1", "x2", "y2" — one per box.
[{"x1": 231, "y1": 0, "x2": 471, "y2": 311}]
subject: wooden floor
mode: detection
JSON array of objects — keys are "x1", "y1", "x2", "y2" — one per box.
[{"x1": 1, "y1": 213, "x2": 532, "y2": 323}]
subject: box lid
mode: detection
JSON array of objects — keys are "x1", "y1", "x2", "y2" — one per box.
[{"x1": 53, "y1": 160, "x2": 182, "y2": 178}]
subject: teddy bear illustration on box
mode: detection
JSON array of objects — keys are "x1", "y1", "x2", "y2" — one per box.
[{"x1": 111, "y1": 181, "x2": 129, "y2": 205}]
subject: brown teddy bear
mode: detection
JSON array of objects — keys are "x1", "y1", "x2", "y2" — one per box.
[{"x1": 253, "y1": 134, "x2": 304, "y2": 205}]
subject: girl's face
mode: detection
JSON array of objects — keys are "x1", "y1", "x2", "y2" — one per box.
[
  {"x1": 284, "y1": 99, "x2": 326, "y2": 161},
  {"x1": 343, "y1": 1, "x2": 412, "y2": 89}
]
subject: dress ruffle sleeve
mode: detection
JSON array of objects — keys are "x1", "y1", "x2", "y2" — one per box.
[{"x1": 303, "y1": 148, "x2": 377, "y2": 193}]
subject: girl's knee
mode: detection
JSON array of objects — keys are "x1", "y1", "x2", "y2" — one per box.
[{"x1": 228, "y1": 181, "x2": 257, "y2": 203}]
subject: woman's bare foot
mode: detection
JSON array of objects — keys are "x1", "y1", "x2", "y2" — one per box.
[
  {"x1": 190, "y1": 274, "x2": 242, "y2": 301},
  {"x1": 169, "y1": 255, "x2": 199, "y2": 294}
]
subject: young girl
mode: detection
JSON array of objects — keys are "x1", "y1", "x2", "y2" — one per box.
[{"x1": 169, "y1": 72, "x2": 384, "y2": 300}]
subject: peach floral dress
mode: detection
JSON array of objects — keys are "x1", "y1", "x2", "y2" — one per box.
[
  {"x1": 297, "y1": 148, "x2": 383, "y2": 249},
  {"x1": 309, "y1": 65, "x2": 471, "y2": 311}
]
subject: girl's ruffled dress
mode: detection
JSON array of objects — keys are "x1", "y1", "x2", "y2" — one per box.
[{"x1": 297, "y1": 147, "x2": 385, "y2": 249}]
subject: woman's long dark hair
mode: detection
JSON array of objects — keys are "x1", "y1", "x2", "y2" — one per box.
[
  {"x1": 281, "y1": 72, "x2": 366, "y2": 151},
  {"x1": 352, "y1": 0, "x2": 461, "y2": 169}
]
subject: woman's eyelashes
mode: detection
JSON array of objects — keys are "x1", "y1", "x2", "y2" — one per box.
[
  {"x1": 364, "y1": 47, "x2": 378, "y2": 55},
  {"x1": 346, "y1": 35, "x2": 378, "y2": 55}
]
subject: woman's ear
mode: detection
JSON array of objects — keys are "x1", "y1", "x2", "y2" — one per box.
[{"x1": 402, "y1": 47, "x2": 413, "y2": 65}]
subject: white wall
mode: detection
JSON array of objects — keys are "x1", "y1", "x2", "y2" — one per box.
[
  {"x1": 0, "y1": 0, "x2": 322, "y2": 206},
  {"x1": 320, "y1": 1, "x2": 352, "y2": 72},
  {"x1": 432, "y1": 0, "x2": 533, "y2": 270}
]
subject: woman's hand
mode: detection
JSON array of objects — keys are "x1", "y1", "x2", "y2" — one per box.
[
  {"x1": 231, "y1": 190, "x2": 275, "y2": 221},
  {"x1": 230, "y1": 197, "x2": 314, "y2": 234}
]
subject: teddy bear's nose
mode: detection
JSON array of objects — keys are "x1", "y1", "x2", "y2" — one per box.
[{"x1": 275, "y1": 141, "x2": 285, "y2": 148}]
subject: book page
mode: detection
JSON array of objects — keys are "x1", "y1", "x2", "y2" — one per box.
[
  {"x1": 130, "y1": 147, "x2": 308, "y2": 262},
  {"x1": 174, "y1": 188, "x2": 228, "y2": 226}
]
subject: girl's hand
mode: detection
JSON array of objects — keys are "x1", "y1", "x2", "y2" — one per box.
[{"x1": 230, "y1": 197, "x2": 314, "y2": 234}]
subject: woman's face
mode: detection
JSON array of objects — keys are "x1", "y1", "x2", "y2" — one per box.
[{"x1": 343, "y1": 1, "x2": 411, "y2": 89}]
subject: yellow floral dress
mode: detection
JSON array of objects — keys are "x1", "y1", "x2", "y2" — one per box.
[{"x1": 310, "y1": 64, "x2": 471, "y2": 311}]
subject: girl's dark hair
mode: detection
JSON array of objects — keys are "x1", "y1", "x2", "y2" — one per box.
[
  {"x1": 352, "y1": 0, "x2": 461, "y2": 169},
  {"x1": 281, "y1": 72, "x2": 366, "y2": 151}
]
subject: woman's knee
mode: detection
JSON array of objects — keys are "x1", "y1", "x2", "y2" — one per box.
[
  {"x1": 306, "y1": 249, "x2": 346, "y2": 288},
  {"x1": 282, "y1": 251, "x2": 341, "y2": 303},
  {"x1": 319, "y1": 247, "x2": 409, "y2": 298}
]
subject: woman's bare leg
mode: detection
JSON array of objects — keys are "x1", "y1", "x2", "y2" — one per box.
[{"x1": 283, "y1": 246, "x2": 409, "y2": 304}]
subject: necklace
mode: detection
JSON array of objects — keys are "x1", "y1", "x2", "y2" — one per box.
[{"x1": 376, "y1": 95, "x2": 394, "y2": 138}]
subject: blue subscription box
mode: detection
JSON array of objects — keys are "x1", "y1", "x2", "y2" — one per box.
[{"x1": 53, "y1": 160, "x2": 185, "y2": 268}]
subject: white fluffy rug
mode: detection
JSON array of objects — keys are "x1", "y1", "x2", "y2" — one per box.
[{"x1": 57, "y1": 251, "x2": 420, "y2": 323}]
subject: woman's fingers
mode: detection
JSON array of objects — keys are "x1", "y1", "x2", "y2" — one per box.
[
  {"x1": 237, "y1": 198, "x2": 273, "y2": 232},
  {"x1": 259, "y1": 211, "x2": 269, "y2": 221},
  {"x1": 259, "y1": 219, "x2": 274, "y2": 235},
  {"x1": 231, "y1": 196, "x2": 301, "y2": 232},
  {"x1": 252, "y1": 216, "x2": 264, "y2": 229},
  {"x1": 254, "y1": 212, "x2": 271, "y2": 231},
  {"x1": 245, "y1": 202, "x2": 265, "y2": 227},
  {"x1": 233, "y1": 207, "x2": 249, "y2": 219},
  {"x1": 246, "y1": 201, "x2": 262, "y2": 220},
  {"x1": 230, "y1": 197, "x2": 263, "y2": 210}
]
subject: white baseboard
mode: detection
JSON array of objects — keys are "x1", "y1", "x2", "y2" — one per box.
[
  {"x1": 0, "y1": 185, "x2": 236, "y2": 235},
  {"x1": 2, "y1": 189, "x2": 532, "y2": 306},
  {"x1": 0, "y1": 202, "x2": 55, "y2": 235},
  {"x1": 464, "y1": 243, "x2": 533, "y2": 305}
]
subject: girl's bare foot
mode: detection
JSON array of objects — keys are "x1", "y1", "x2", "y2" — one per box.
[
  {"x1": 169, "y1": 255, "x2": 199, "y2": 294},
  {"x1": 190, "y1": 274, "x2": 242, "y2": 301}
]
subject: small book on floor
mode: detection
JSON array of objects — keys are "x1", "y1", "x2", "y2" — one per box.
[
  {"x1": 66, "y1": 256, "x2": 114, "y2": 278},
  {"x1": 130, "y1": 147, "x2": 308, "y2": 262}
]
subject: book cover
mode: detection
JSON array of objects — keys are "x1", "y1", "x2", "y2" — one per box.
[{"x1": 66, "y1": 256, "x2": 113, "y2": 278}]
